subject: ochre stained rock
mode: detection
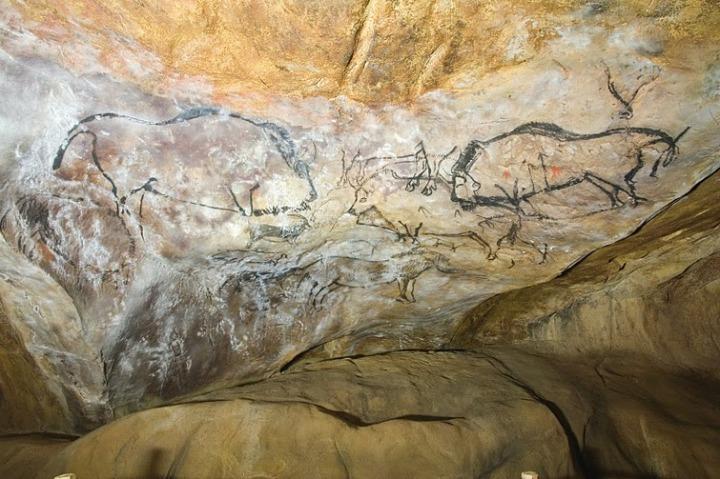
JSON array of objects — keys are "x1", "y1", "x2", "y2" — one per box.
[{"x1": 9, "y1": 0, "x2": 720, "y2": 104}]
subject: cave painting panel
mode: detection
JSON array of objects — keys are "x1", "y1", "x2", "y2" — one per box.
[{"x1": 14, "y1": 71, "x2": 689, "y2": 307}]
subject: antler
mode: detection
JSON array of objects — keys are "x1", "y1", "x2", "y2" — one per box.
[{"x1": 604, "y1": 64, "x2": 659, "y2": 120}]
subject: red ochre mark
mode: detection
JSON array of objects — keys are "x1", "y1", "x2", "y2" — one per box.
[
  {"x1": 502, "y1": 169, "x2": 511, "y2": 179},
  {"x1": 37, "y1": 242, "x2": 56, "y2": 264},
  {"x1": 550, "y1": 165, "x2": 562, "y2": 178}
]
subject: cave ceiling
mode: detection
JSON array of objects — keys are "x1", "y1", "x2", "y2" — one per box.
[{"x1": 0, "y1": 0, "x2": 719, "y2": 423}]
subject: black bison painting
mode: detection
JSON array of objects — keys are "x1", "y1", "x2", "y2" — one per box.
[
  {"x1": 51, "y1": 107, "x2": 318, "y2": 219},
  {"x1": 443, "y1": 122, "x2": 690, "y2": 213}
]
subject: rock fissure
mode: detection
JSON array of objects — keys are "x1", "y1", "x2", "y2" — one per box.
[
  {"x1": 478, "y1": 353, "x2": 594, "y2": 479},
  {"x1": 233, "y1": 397, "x2": 466, "y2": 429}
]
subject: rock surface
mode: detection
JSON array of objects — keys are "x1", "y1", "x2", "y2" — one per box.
[
  {"x1": 3, "y1": 348, "x2": 720, "y2": 478},
  {"x1": 451, "y1": 167, "x2": 720, "y2": 373},
  {"x1": 0, "y1": 0, "x2": 719, "y2": 477},
  {"x1": 2, "y1": 0, "x2": 720, "y2": 418}
]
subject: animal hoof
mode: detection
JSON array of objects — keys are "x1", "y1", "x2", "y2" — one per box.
[
  {"x1": 395, "y1": 297, "x2": 415, "y2": 303},
  {"x1": 632, "y1": 196, "x2": 648, "y2": 206}
]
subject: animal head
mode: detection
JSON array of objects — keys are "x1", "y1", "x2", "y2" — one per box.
[
  {"x1": 452, "y1": 174, "x2": 482, "y2": 200},
  {"x1": 661, "y1": 126, "x2": 690, "y2": 167}
]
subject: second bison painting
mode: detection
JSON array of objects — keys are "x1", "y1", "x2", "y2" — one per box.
[{"x1": 445, "y1": 122, "x2": 690, "y2": 213}]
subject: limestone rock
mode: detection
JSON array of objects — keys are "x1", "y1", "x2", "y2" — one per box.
[
  {"x1": 0, "y1": 239, "x2": 107, "y2": 434},
  {"x1": 0, "y1": 4, "x2": 719, "y2": 476},
  {"x1": 451, "y1": 169, "x2": 720, "y2": 375},
  {"x1": 2, "y1": 349, "x2": 718, "y2": 478}
]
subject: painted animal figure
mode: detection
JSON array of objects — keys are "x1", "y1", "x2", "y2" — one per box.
[
  {"x1": 51, "y1": 107, "x2": 317, "y2": 219},
  {"x1": 306, "y1": 248, "x2": 454, "y2": 306},
  {"x1": 342, "y1": 144, "x2": 436, "y2": 214},
  {"x1": 247, "y1": 214, "x2": 310, "y2": 246},
  {"x1": 430, "y1": 122, "x2": 689, "y2": 212}
]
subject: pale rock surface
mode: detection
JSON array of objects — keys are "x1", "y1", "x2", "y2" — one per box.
[{"x1": 0, "y1": 0, "x2": 719, "y2": 477}]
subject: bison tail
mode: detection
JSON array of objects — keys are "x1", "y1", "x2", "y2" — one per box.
[
  {"x1": 51, "y1": 143, "x2": 67, "y2": 170},
  {"x1": 52, "y1": 127, "x2": 83, "y2": 170},
  {"x1": 661, "y1": 126, "x2": 690, "y2": 168}
]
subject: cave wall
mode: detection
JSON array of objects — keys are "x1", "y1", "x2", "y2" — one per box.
[
  {"x1": 0, "y1": 0, "x2": 719, "y2": 434},
  {"x1": 452, "y1": 170, "x2": 720, "y2": 375}
]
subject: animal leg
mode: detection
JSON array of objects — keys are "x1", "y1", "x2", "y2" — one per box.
[
  {"x1": 649, "y1": 143, "x2": 680, "y2": 178},
  {"x1": 396, "y1": 278, "x2": 414, "y2": 303},
  {"x1": 584, "y1": 173, "x2": 626, "y2": 207},
  {"x1": 520, "y1": 239, "x2": 549, "y2": 264},
  {"x1": 587, "y1": 172, "x2": 644, "y2": 207},
  {"x1": 585, "y1": 176, "x2": 621, "y2": 207},
  {"x1": 622, "y1": 149, "x2": 644, "y2": 200},
  {"x1": 421, "y1": 177, "x2": 437, "y2": 196},
  {"x1": 227, "y1": 185, "x2": 247, "y2": 216},
  {"x1": 466, "y1": 231, "x2": 495, "y2": 260},
  {"x1": 496, "y1": 221, "x2": 519, "y2": 250},
  {"x1": 248, "y1": 183, "x2": 260, "y2": 216},
  {"x1": 406, "y1": 278, "x2": 417, "y2": 302},
  {"x1": 406, "y1": 177, "x2": 420, "y2": 192}
]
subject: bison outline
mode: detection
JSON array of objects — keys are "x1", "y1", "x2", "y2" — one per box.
[
  {"x1": 51, "y1": 106, "x2": 318, "y2": 219},
  {"x1": 408, "y1": 122, "x2": 690, "y2": 214}
]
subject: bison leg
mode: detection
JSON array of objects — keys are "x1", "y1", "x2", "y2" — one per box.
[
  {"x1": 619, "y1": 149, "x2": 649, "y2": 204},
  {"x1": 622, "y1": 149, "x2": 644, "y2": 199},
  {"x1": 405, "y1": 177, "x2": 420, "y2": 192},
  {"x1": 594, "y1": 172, "x2": 646, "y2": 206},
  {"x1": 421, "y1": 176, "x2": 437, "y2": 196},
  {"x1": 584, "y1": 172, "x2": 640, "y2": 207},
  {"x1": 396, "y1": 277, "x2": 417, "y2": 303},
  {"x1": 649, "y1": 147, "x2": 671, "y2": 178},
  {"x1": 584, "y1": 175, "x2": 623, "y2": 207}
]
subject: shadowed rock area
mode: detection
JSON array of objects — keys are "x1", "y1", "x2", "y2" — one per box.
[{"x1": 0, "y1": 0, "x2": 719, "y2": 477}]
